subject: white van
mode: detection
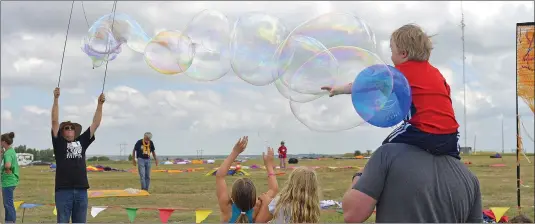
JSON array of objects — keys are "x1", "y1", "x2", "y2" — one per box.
[{"x1": 17, "y1": 153, "x2": 34, "y2": 166}]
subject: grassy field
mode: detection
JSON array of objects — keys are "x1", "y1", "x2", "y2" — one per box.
[{"x1": 13, "y1": 154, "x2": 535, "y2": 223}]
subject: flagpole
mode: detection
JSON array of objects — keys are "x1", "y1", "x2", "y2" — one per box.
[{"x1": 515, "y1": 23, "x2": 521, "y2": 214}]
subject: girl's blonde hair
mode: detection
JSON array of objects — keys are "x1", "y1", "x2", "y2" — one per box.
[{"x1": 274, "y1": 167, "x2": 320, "y2": 223}]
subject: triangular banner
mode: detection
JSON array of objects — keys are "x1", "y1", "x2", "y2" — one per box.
[
  {"x1": 91, "y1": 206, "x2": 108, "y2": 218},
  {"x1": 158, "y1": 209, "x2": 175, "y2": 223},
  {"x1": 14, "y1": 201, "x2": 24, "y2": 211},
  {"x1": 195, "y1": 209, "x2": 212, "y2": 223},
  {"x1": 53, "y1": 207, "x2": 57, "y2": 216},
  {"x1": 490, "y1": 207, "x2": 510, "y2": 222},
  {"x1": 126, "y1": 208, "x2": 138, "y2": 223}
]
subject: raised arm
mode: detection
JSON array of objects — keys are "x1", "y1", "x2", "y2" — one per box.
[
  {"x1": 216, "y1": 136, "x2": 248, "y2": 214},
  {"x1": 263, "y1": 147, "x2": 278, "y2": 198},
  {"x1": 51, "y1": 88, "x2": 60, "y2": 137},
  {"x1": 89, "y1": 93, "x2": 105, "y2": 138}
]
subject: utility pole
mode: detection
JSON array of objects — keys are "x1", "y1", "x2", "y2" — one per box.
[
  {"x1": 501, "y1": 118, "x2": 505, "y2": 154},
  {"x1": 474, "y1": 135, "x2": 477, "y2": 152},
  {"x1": 461, "y1": 1, "x2": 468, "y2": 149},
  {"x1": 119, "y1": 142, "x2": 128, "y2": 160},
  {"x1": 196, "y1": 149, "x2": 204, "y2": 159}
]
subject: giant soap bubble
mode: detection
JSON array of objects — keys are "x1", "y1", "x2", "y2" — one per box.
[
  {"x1": 352, "y1": 65, "x2": 411, "y2": 128},
  {"x1": 274, "y1": 35, "x2": 336, "y2": 103},
  {"x1": 289, "y1": 46, "x2": 386, "y2": 132},
  {"x1": 230, "y1": 13, "x2": 289, "y2": 86},
  {"x1": 81, "y1": 13, "x2": 150, "y2": 67},
  {"x1": 143, "y1": 30, "x2": 195, "y2": 75},
  {"x1": 183, "y1": 9, "x2": 231, "y2": 81}
]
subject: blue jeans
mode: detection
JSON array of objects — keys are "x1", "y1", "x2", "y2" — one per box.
[
  {"x1": 383, "y1": 122, "x2": 461, "y2": 159},
  {"x1": 55, "y1": 188, "x2": 88, "y2": 223},
  {"x1": 137, "y1": 158, "x2": 151, "y2": 190},
  {"x1": 2, "y1": 186, "x2": 16, "y2": 223}
]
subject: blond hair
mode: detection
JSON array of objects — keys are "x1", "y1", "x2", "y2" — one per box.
[
  {"x1": 391, "y1": 24, "x2": 434, "y2": 61},
  {"x1": 274, "y1": 167, "x2": 321, "y2": 223}
]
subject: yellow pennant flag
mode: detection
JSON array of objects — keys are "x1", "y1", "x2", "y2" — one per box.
[
  {"x1": 14, "y1": 201, "x2": 24, "y2": 211},
  {"x1": 53, "y1": 207, "x2": 57, "y2": 216},
  {"x1": 490, "y1": 207, "x2": 510, "y2": 222},
  {"x1": 195, "y1": 210, "x2": 212, "y2": 223}
]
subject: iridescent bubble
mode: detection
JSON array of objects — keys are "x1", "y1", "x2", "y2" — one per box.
[
  {"x1": 274, "y1": 35, "x2": 335, "y2": 103},
  {"x1": 143, "y1": 30, "x2": 195, "y2": 75},
  {"x1": 289, "y1": 12, "x2": 377, "y2": 51},
  {"x1": 183, "y1": 9, "x2": 231, "y2": 81},
  {"x1": 289, "y1": 46, "x2": 388, "y2": 132},
  {"x1": 84, "y1": 13, "x2": 150, "y2": 54},
  {"x1": 230, "y1": 12, "x2": 289, "y2": 86}
]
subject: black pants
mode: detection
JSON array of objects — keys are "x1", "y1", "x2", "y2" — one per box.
[{"x1": 383, "y1": 122, "x2": 461, "y2": 160}]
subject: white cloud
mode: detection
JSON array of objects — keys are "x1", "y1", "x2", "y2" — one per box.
[
  {"x1": 23, "y1": 106, "x2": 50, "y2": 115},
  {"x1": 1, "y1": 110, "x2": 13, "y2": 121},
  {"x1": 1, "y1": 88, "x2": 10, "y2": 100},
  {"x1": 0, "y1": 1, "x2": 533, "y2": 155}
]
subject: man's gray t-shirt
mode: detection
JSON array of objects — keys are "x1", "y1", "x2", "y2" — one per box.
[{"x1": 354, "y1": 143, "x2": 482, "y2": 223}]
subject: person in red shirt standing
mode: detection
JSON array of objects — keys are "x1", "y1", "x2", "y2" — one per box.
[
  {"x1": 278, "y1": 141, "x2": 288, "y2": 169},
  {"x1": 321, "y1": 24, "x2": 461, "y2": 159}
]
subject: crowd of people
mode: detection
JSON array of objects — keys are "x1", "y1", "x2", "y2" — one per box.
[{"x1": 0, "y1": 22, "x2": 533, "y2": 223}]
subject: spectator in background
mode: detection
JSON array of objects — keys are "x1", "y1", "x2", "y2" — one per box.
[
  {"x1": 278, "y1": 141, "x2": 287, "y2": 169},
  {"x1": 0, "y1": 147, "x2": 4, "y2": 222},
  {"x1": 342, "y1": 143, "x2": 482, "y2": 223},
  {"x1": 132, "y1": 132, "x2": 158, "y2": 192},
  {"x1": 1, "y1": 132, "x2": 19, "y2": 223}
]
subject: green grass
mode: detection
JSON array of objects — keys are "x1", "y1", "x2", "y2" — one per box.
[{"x1": 14, "y1": 155, "x2": 535, "y2": 223}]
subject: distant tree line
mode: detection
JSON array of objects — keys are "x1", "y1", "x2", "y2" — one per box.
[
  {"x1": 11, "y1": 145, "x2": 111, "y2": 162},
  {"x1": 13, "y1": 145, "x2": 55, "y2": 162}
]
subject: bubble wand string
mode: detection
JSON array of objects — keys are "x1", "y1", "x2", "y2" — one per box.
[
  {"x1": 80, "y1": 1, "x2": 91, "y2": 29},
  {"x1": 101, "y1": 1, "x2": 118, "y2": 93},
  {"x1": 57, "y1": 1, "x2": 75, "y2": 88},
  {"x1": 257, "y1": 131, "x2": 270, "y2": 148}
]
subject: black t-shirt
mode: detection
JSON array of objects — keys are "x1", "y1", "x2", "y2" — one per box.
[
  {"x1": 51, "y1": 127, "x2": 95, "y2": 191},
  {"x1": 134, "y1": 139, "x2": 155, "y2": 159}
]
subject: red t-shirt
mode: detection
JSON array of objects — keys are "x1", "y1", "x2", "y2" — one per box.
[
  {"x1": 395, "y1": 61, "x2": 459, "y2": 134},
  {"x1": 278, "y1": 146, "x2": 287, "y2": 157}
]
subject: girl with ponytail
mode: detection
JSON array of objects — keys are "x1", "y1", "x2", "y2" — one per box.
[{"x1": 216, "y1": 136, "x2": 278, "y2": 223}]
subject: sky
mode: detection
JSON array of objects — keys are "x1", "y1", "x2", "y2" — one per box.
[{"x1": 1, "y1": 1, "x2": 534, "y2": 156}]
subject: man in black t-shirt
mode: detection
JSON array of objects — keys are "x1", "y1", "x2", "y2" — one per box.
[
  {"x1": 132, "y1": 132, "x2": 158, "y2": 191},
  {"x1": 50, "y1": 87, "x2": 105, "y2": 224}
]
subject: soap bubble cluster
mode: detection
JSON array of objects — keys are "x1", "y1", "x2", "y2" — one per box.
[{"x1": 81, "y1": 10, "x2": 411, "y2": 132}]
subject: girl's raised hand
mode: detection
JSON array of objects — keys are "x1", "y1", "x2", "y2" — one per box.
[
  {"x1": 262, "y1": 147, "x2": 274, "y2": 165},
  {"x1": 232, "y1": 136, "x2": 249, "y2": 154}
]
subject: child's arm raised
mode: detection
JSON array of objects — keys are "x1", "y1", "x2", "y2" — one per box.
[
  {"x1": 215, "y1": 136, "x2": 249, "y2": 214},
  {"x1": 263, "y1": 147, "x2": 278, "y2": 198}
]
